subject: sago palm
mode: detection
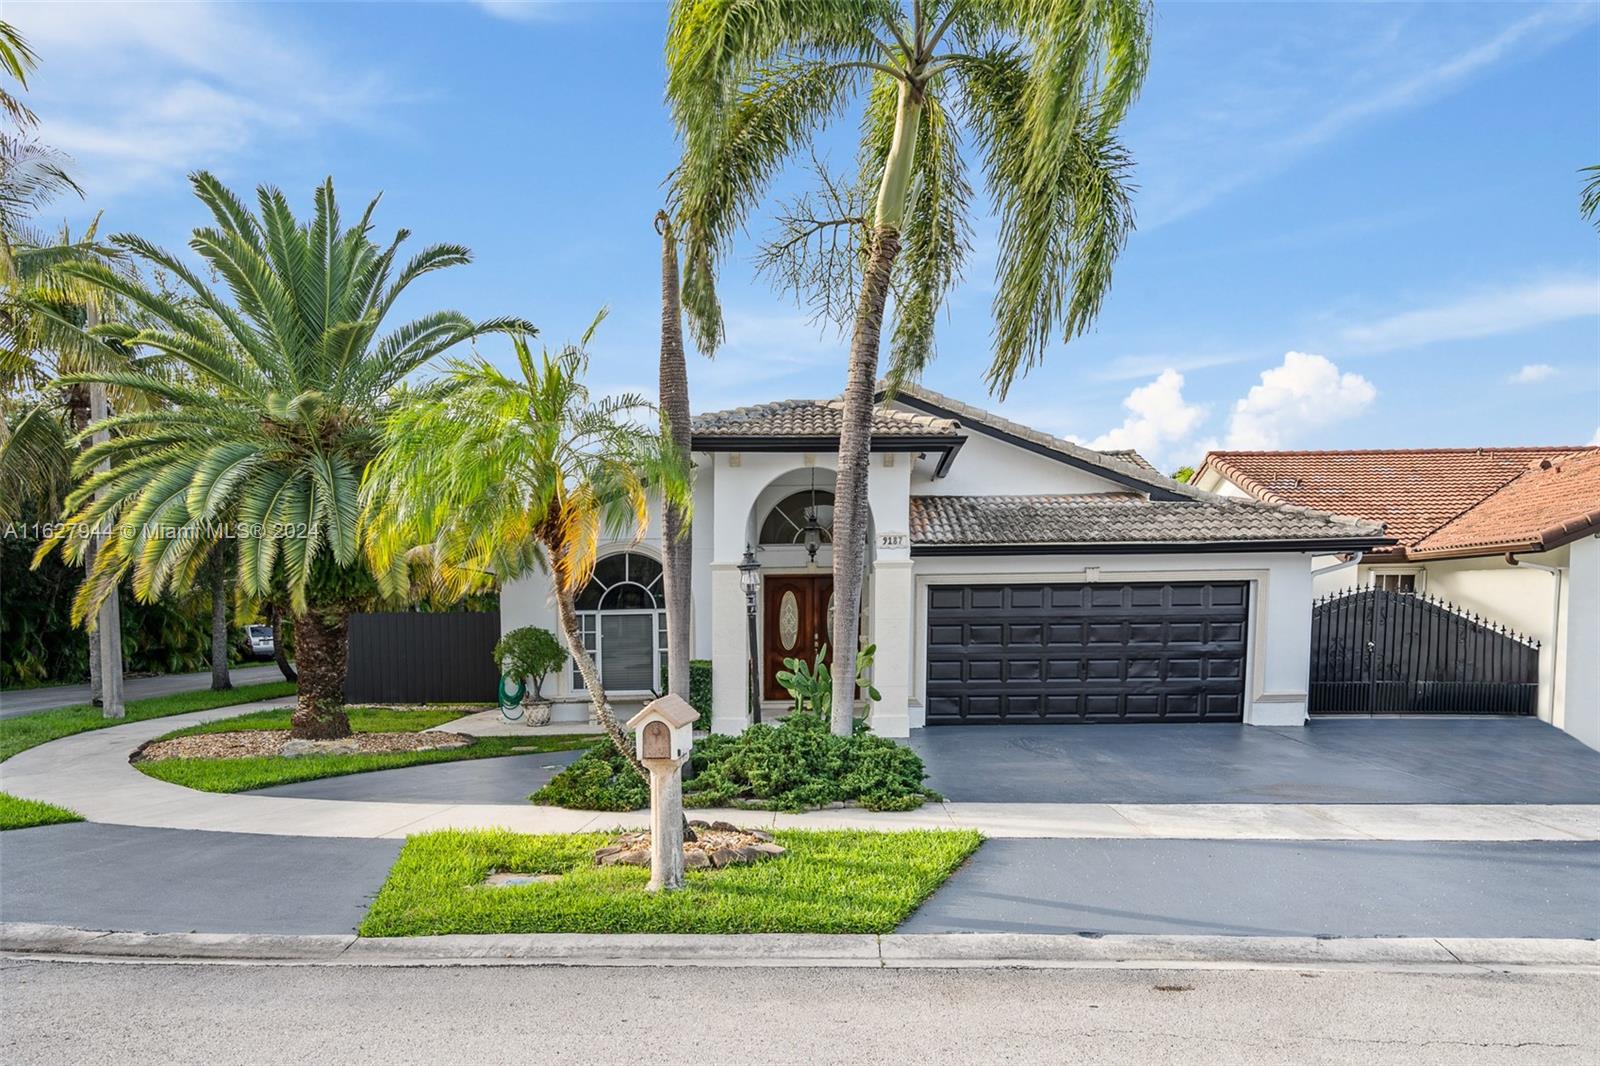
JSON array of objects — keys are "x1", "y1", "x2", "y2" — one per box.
[
  {"x1": 41, "y1": 172, "x2": 531, "y2": 739},
  {"x1": 667, "y1": 0, "x2": 1151, "y2": 732},
  {"x1": 364, "y1": 321, "x2": 690, "y2": 774}
]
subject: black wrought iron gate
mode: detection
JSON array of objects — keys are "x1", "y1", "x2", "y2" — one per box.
[{"x1": 1309, "y1": 588, "x2": 1539, "y2": 715}]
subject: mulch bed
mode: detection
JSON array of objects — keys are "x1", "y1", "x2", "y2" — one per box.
[
  {"x1": 594, "y1": 822, "x2": 787, "y2": 869},
  {"x1": 132, "y1": 731, "x2": 476, "y2": 762}
]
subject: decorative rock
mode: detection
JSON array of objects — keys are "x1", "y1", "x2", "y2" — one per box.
[
  {"x1": 279, "y1": 738, "x2": 361, "y2": 757},
  {"x1": 481, "y1": 872, "x2": 561, "y2": 887},
  {"x1": 684, "y1": 850, "x2": 711, "y2": 868},
  {"x1": 592, "y1": 827, "x2": 786, "y2": 869},
  {"x1": 747, "y1": 842, "x2": 786, "y2": 856},
  {"x1": 709, "y1": 820, "x2": 739, "y2": 832},
  {"x1": 709, "y1": 848, "x2": 741, "y2": 868}
]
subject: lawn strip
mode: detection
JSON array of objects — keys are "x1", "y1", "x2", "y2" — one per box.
[
  {"x1": 0, "y1": 792, "x2": 84, "y2": 831},
  {"x1": 0, "y1": 681, "x2": 298, "y2": 762},
  {"x1": 359, "y1": 828, "x2": 983, "y2": 936}
]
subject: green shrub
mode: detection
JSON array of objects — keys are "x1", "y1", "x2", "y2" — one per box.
[
  {"x1": 531, "y1": 712, "x2": 937, "y2": 813},
  {"x1": 493, "y1": 626, "x2": 567, "y2": 700},
  {"x1": 529, "y1": 738, "x2": 651, "y2": 810},
  {"x1": 658, "y1": 659, "x2": 713, "y2": 720}
]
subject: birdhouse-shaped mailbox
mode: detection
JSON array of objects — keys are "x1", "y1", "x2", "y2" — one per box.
[{"x1": 626, "y1": 694, "x2": 699, "y2": 766}]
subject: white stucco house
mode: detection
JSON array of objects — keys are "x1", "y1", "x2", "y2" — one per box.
[
  {"x1": 501, "y1": 383, "x2": 1386, "y2": 737},
  {"x1": 1193, "y1": 446, "x2": 1600, "y2": 748}
]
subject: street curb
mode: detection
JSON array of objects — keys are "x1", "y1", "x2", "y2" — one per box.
[{"x1": 4, "y1": 923, "x2": 1596, "y2": 971}]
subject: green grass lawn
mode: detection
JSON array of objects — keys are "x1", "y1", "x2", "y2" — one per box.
[
  {"x1": 358, "y1": 828, "x2": 983, "y2": 936},
  {"x1": 0, "y1": 681, "x2": 298, "y2": 763},
  {"x1": 135, "y1": 706, "x2": 594, "y2": 793},
  {"x1": 0, "y1": 792, "x2": 83, "y2": 831}
]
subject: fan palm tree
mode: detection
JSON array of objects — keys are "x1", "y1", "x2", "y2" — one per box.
[
  {"x1": 654, "y1": 210, "x2": 694, "y2": 699},
  {"x1": 40, "y1": 172, "x2": 531, "y2": 739},
  {"x1": 363, "y1": 321, "x2": 690, "y2": 774},
  {"x1": 667, "y1": 0, "x2": 1150, "y2": 732}
]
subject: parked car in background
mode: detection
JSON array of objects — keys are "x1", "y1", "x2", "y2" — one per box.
[{"x1": 242, "y1": 624, "x2": 275, "y2": 660}]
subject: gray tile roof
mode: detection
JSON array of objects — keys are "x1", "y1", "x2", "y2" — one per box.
[
  {"x1": 909, "y1": 494, "x2": 1387, "y2": 548},
  {"x1": 692, "y1": 399, "x2": 960, "y2": 440}
]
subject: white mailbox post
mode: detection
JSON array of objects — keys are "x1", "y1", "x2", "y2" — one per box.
[{"x1": 625, "y1": 695, "x2": 699, "y2": 891}]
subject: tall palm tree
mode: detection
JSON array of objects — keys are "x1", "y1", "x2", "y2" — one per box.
[
  {"x1": 363, "y1": 323, "x2": 690, "y2": 773},
  {"x1": 1582, "y1": 164, "x2": 1600, "y2": 232},
  {"x1": 0, "y1": 19, "x2": 79, "y2": 236},
  {"x1": 654, "y1": 210, "x2": 694, "y2": 699},
  {"x1": 667, "y1": 0, "x2": 1151, "y2": 732},
  {"x1": 40, "y1": 173, "x2": 531, "y2": 739}
]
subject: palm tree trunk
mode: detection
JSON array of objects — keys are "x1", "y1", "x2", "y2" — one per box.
[
  {"x1": 656, "y1": 211, "x2": 693, "y2": 699},
  {"x1": 269, "y1": 603, "x2": 297, "y2": 681},
  {"x1": 209, "y1": 546, "x2": 232, "y2": 691},
  {"x1": 289, "y1": 609, "x2": 351, "y2": 739},
  {"x1": 554, "y1": 590, "x2": 647, "y2": 778},
  {"x1": 829, "y1": 80, "x2": 922, "y2": 735}
]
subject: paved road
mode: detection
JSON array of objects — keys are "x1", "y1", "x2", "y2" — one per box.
[
  {"x1": 0, "y1": 824, "x2": 399, "y2": 934},
  {"x1": 0, "y1": 664, "x2": 290, "y2": 718},
  {"x1": 908, "y1": 718, "x2": 1600, "y2": 804},
  {"x1": 2, "y1": 959, "x2": 1593, "y2": 1065},
  {"x1": 901, "y1": 838, "x2": 1600, "y2": 938}
]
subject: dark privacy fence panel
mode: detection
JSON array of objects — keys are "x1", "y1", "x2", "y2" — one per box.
[
  {"x1": 344, "y1": 612, "x2": 500, "y2": 704},
  {"x1": 1310, "y1": 588, "x2": 1539, "y2": 716}
]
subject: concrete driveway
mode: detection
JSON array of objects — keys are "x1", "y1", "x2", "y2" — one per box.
[{"x1": 907, "y1": 718, "x2": 1600, "y2": 805}]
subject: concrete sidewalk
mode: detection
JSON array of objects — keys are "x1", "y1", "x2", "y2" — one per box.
[
  {"x1": 1, "y1": 700, "x2": 1596, "y2": 841},
  {"x1": 0, "y1": 665, "x2": 289, "y2": 718}
]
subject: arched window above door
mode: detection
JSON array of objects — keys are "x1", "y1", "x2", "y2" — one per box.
[{"x1": 759, "y1": 490, "x2": 834, "y2": 546}]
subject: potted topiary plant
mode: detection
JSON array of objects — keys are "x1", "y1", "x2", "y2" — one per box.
[{"x1": 493, "y1": 626, "x2": 568, "y2": 727}]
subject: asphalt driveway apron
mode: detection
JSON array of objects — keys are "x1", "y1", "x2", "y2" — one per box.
[{"x1": 906, "y1": 718, "x2": 1600, "y2": 805}]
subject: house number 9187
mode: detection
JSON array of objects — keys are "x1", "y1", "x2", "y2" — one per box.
[{"x1": 878, "y1": 532, "x2": 907, "y2": 548}]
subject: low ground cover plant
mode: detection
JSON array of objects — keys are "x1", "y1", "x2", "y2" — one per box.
[
  {"x1": 531, "y1": 711, "x2": 937, "y2": 812},
  {"x1": 359, "y1": 827, "x2": 981, "y2": 936}
]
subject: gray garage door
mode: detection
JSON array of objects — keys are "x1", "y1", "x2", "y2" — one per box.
[{"x1": 925, "y1": 582, "x2": 1249, "y2": 724}]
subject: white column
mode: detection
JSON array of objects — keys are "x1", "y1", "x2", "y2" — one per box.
[
  {"x1": 868, "y1": 559, "x2": 913, "y2": 737},
  {"x1": 1246, "y1": 556, "x2": 1311, "y2": 727},
  {"x1": 709, "y1": 564, "x2": 749, "y2": 735}
]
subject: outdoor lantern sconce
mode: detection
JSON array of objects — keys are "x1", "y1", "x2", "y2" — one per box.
[
  {"x1": 738, "y1": 545, "x2": 762, "y2": 724},
  {"x1": 626, "y1": 694, "x2": 699, "y2": 892},
  {"x1": 801, "y1": 508, "x2": 824, "y2": 564}
]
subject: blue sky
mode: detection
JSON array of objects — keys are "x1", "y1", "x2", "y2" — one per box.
[{"x1": 12, "y1": 0, "x2": 1600, "y2": 470}]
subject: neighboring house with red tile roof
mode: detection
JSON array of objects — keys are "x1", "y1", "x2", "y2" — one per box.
[{"x1": 1194, "y1": 447, "x2": 1600, "y2": 748}]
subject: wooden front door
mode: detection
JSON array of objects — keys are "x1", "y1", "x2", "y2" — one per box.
[{"x1": 762, "y1": 574, "x2": 833, "y2": 700}]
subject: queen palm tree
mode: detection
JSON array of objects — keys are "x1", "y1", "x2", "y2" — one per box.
[
  {"x1": 667, "y1": 0, "x2": 1151, "y2": 732},
  {"x1": 363, "y1": 321, "x2": 690, "y2": 774},
  {"x1": 40, "y1": 172, "x2": 531, "y2": 739}
]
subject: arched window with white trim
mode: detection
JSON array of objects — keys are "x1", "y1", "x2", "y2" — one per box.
[{"x1": 571, "y1": 551, "x2": 666, "y2": 692}]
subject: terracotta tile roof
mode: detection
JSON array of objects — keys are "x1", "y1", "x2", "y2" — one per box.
[
  {"x1": 692, "y1": 399, "x2": 959, "y2": 440},
  {"x1": 908, "y1": 494, "x2": 1385, "y2": 548},
  {"x1": 1194, "y1": 447, "x2": 1593, "y2": 552},
  {"x1": 1409, "y1": 450, "x2": 1600, "y2": 558}
]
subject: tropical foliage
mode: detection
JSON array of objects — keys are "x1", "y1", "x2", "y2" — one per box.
[
  {"x1": 363, "y1": 321, "x2": 690, "y2": 772},
  {"x1": 667, "y1": 0, "x2": 1151, "y2": 730},
  {"x1": 493, "y1": 625, "x2": 567, "y2": 701},
  {"x1": 38, "y1": 173, "x2": 529, "y2": 738}
]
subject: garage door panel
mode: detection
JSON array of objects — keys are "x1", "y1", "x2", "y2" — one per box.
[{"x1": 926, "y1": 581, "x2": 1248, "y2": 725}]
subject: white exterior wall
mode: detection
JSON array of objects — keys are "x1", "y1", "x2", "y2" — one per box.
[
  {"x1": 908, "y1": 551, "x2": 1318, "y2": 727},
  {"x1": 906, "y1": 425, "x2": 1129, "y2": 496},
  {"x1": 1562, "y1": 536, "x2": 1599, "y2": 749}
]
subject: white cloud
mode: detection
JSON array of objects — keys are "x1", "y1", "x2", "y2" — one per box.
[
  {"x1": 1509, "y1": 363, "x2": 1558, "y2": 384},
  {"x1": 1341, "y1": 278, "x2": 1600, "y2": 353},
  {"x1": 1224, "y1": 352, "x2": 1375, "y2": 449},
  {"x1": 9, "y1": 1, "x2": 394, "y2": 198},
  {"x1": 1079, "y1": 370, "x2": 1208, "y2": 463}
]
